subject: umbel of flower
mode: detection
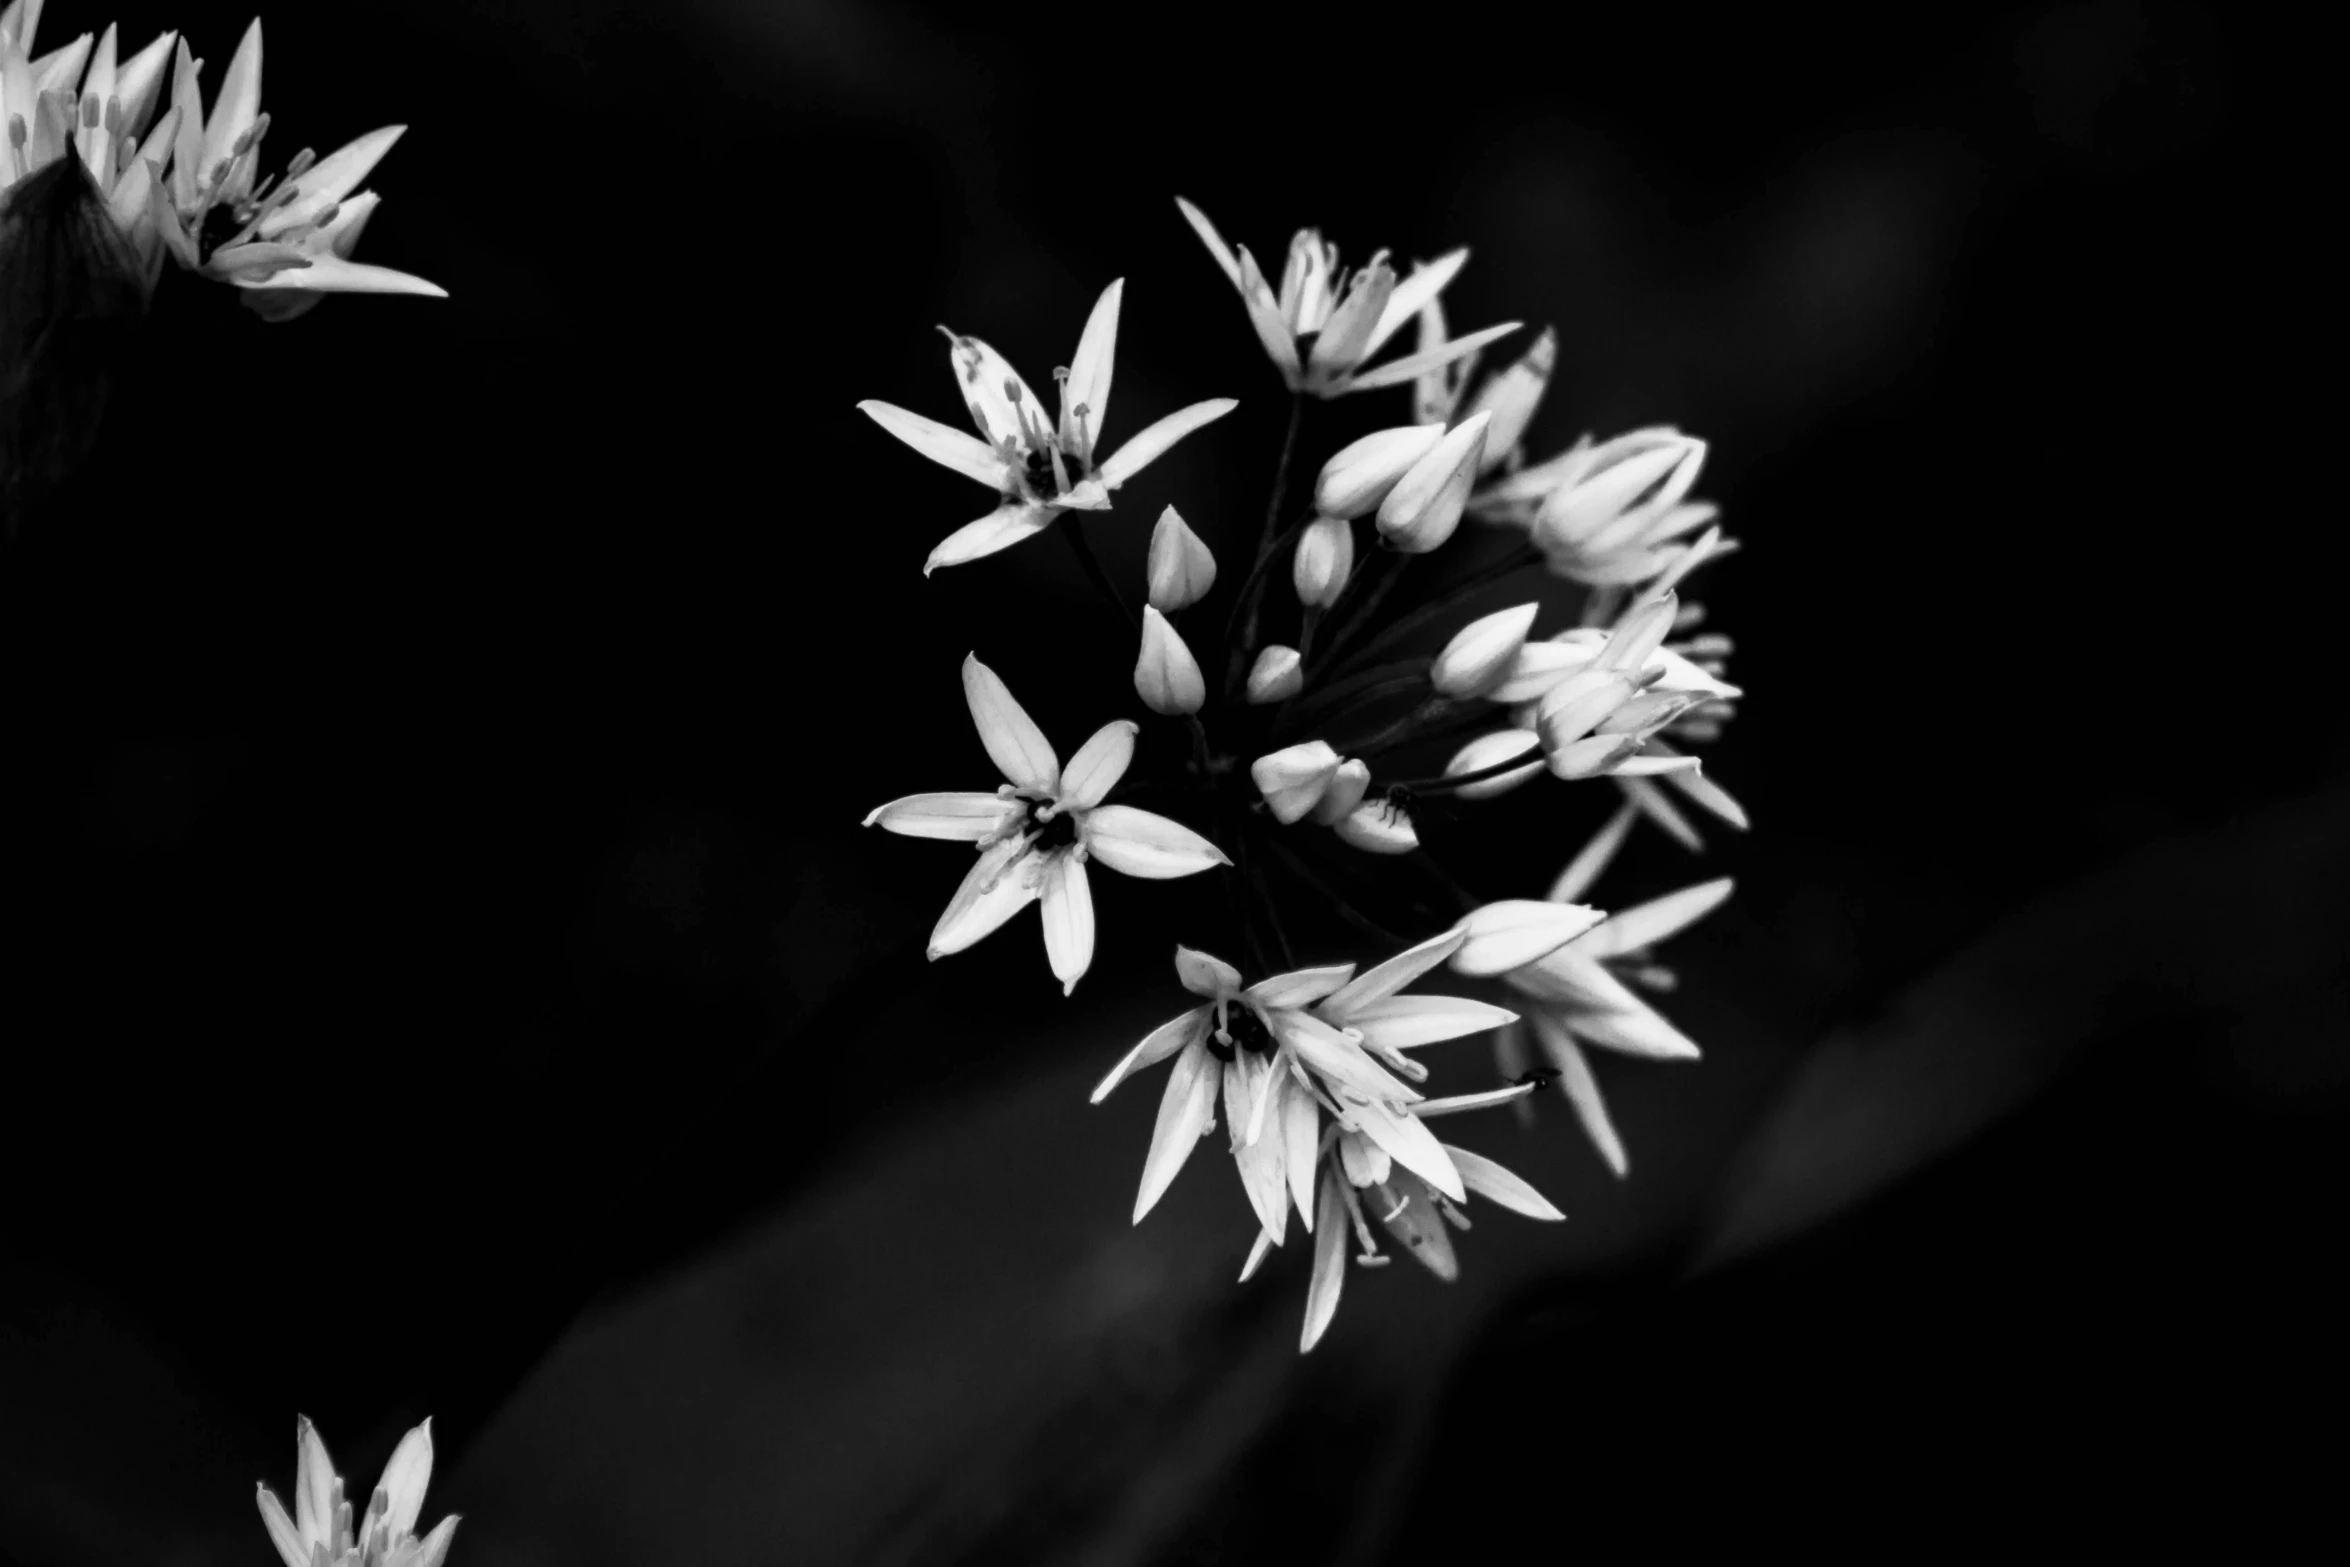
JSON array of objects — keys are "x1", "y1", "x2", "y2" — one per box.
[
  {"x1": 1175, "y1": 197, "x2": 1520, "y2": 399},
  {"x1": 255, "y1": 1415, "x2": 458, "y2": 1567},
  {"x1": 864, "y1": 654, "x2": 1228, "y2": 994},
  {"x1": 0, "y1": 12, "x2": 180, "y2": 292},
  {"x1": 145, "y1": 20, "x2": 444, "y2": 316},
  {"x1": 859, "y1": 278, "x2": 1238, "y2": 575},
  {"x1": 1092, "y1": 932, "x2": 1519, "y2": 1245}
]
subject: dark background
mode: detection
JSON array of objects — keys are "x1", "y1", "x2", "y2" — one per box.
[{"x1": 3, "y1": 1, "x2": 2336, "y2": 1562}]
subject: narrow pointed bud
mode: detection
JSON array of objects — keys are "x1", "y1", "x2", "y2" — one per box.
[
  {"x1": 1443, "y1": 730, "x2": 1544, "y2": 799},
  {"x1": 1533, "y1": 430, "x2": 1707, "y2": 552},
  {"x1": 1377, "y1": 411, "x2": 1490, "y2": 554},
  {"x1": 1251, "y1": 741, "x2": 1340, "y2": 824},
  {"x1": 1292, "y1": 514, "x2": 1354, "y2": 607},
  {"x1": 1464, "y1": 326, "x2": 1557, "y2": 474},
  {"x1": 1135, "y1": 605, "x2": 1206, "y2": 715},
  {"x1": 1310, "y1": 758, "x2": 1371, "y2": 825},
  {"x1": 1334, "y1": 800, "x2": 1418, "y2": 853},
  {"x1": 1246, "y1": 645, "x2": 1304, "y2": 704},
  {"x1": 1146, "y1": 505, "x2": 1217, "y2": 611},
  {"x1": 1431, "y1": 602, "x2": 1541, "y2": 699},
  {"x1": 1314, "y1": 424, "x2": 1443, "y2": 519}
]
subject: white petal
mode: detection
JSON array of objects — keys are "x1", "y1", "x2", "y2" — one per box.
[
  {"x1": 1572, "y1": 995, "x2": 1703, "y2": 1061},
  {"x1": 858, "y1": 400, "x2": 1012, "y2": 490},
  {"x1": 199, "y1": 18, "x2": 262, "y2": 183},
  {"x1": 1301, "y1": 1174, "x2": 1349, "y2": 1351},
  {"x1": 1062, "y1": 277, "x2": 1121, "y2": 457},
  {"x1": 234, "y1": 255, "x2": 447, "y2": 297},
  {"x1": 927, "y1": 837, "x2": 1039, "y2": 957},
  {"x1": 862, "y1": 791, "x2": 1022, "y2": 841},
  {"x1": 1224, "y1": 1054, "x2": 1290, "y2": 1243},
  {"x1": 1379, "y1": 1173, "x2": 1460, "y2": 1280},
  {"x1": 1581, "y1": 878, "x2": 1734, "y2": 959},
  {"x1": 1173, "y1": 196, "x2": 1242, "y2": 290},
  {"x1": 1175, "y1": 946, "x2": 1242, "y2": 998},
  {"x1": 1530, "y1": 1013, "x2": 1628, "y2": 1176},
  {"x1": 1060, "y1": 720, "x2": 1137, "y2": 810},
  {"x1": 374, "y1": 1420, "x2": 433, "y2": 1538},
  {"x1": 1442, "y1": 730, "x2": 1545, "y2": 800},
  {"x1": 255, "y1": 1487, "x2": 306, "y2": 1567},
  {"x1": 1450, "y1": 900, "x2": 1606, "y2": 976},
  {"x1": 1465, "y1": 326, "x2": 1558, "y2": 472},
  {"x1": 1134, "y1": 605, "x2": 1206, "y2": 716},
  {"x1": 1092, "y1": 1007, "x2": 1204, "y2": 1103},
  {"x1": 1366, "y1": 249, "x2": 1469, "y2": 355},
  {"x1": 1283, "y1": 1012, "x2": 1422, "y2": 1105},
  {"x1": 1446, "y1": 1145, "x2": 1566, "y2": 1220},
  {"x1": 1235, "y1": 246, "x2": 1303, "y2": 379},
  {"x1": 113, "y1": 30, "x2": 177, "y2": 138},
  {"x1": 1282, "y1": 1072, "x2": 1321, "y2": 1228},
  {"x1": 1040, "y1": 855, "x2": 1095, "y2": 995},
  {"x1": 944, "y1": 331, "x2": 1047, "y2": 453},
  {"x1": 31, "y1": 37, "x2": 93, "y2": 98},
  {"x1": 1135, "y1": 1041, "x2": 1218, "y2": 1221},
  {"x1": 961, "y1": 653, "x2": 1060, "y2": 794},
  {"x1": 1346, "y1": 1098, "x2": 1464, "y2": 1201},
  {"x1": 1246, "y1": 965, "x2": 1356, "y2": 1009},
  {"x1": 1619, "y1": 774, "x2": 1705, "y2": 851},
  {"x1": 1097, "y1": 398, "x2": 1239, "y2": 490},
  {"x1": 1347, "y1": 994, "x2": 1518, "y2": 1051},
  {"x1": 924, "y1": 500, "x2": 1057, "y2": 575},
  {"x1": 260, "y1": 125, "x2": 403, "y2": 236},
  {"x1": 295, "y1": 1416, "x2": 336, "y2": 1543},
  {"x1": 1550, "y1": 801, "x2": 1639, "y2": 904},
  {"x1": 412, "y1": 1514, "x2": 460, "y2": 1567},
  {"x1": 1083, "y1": 805, "x2": 1229, "y2": 879},
  {"x1": 1414, "y1": 1083, "x2": 1539, "y2": 1117},
  {"x1": 1319, "y1": 928, "x2": 1466, "y2": 1018},
  {"x1": 1333, "y1": 802, "x2": 1419, "y2": 853},
  {"x1": 1432, "y1": 602, "x2": 1541, "y2": 699},
  {"x1": 1488, "y1": 639, "x2": 1602, "y2": 705},
  {"x1": 1250, "y1": 741, "x2": 1340, "y2": 825},
  {"x1": 1345, "y1": 321, "x2": 1521, "y2": 393},
  {"x1": 1664, "y1": 756, "x2": 1750, "y2": 829},
  {"x1": 1240, "y1": 1225, "x2": 1277, "y2": 1282}
]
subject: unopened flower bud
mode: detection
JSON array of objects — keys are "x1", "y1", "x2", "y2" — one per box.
[
  {"x1": 1134, "y1": 605, "x2": 1206, "y2": 715},
  {"x1": 1246, "y1": 645, "x2": 1304, "y2": 704},
  {"x1": 1334, "y1": 799, "x2": 1417, "y2": 854},
  {"x1": 1443, "y1": 730, "x2": 1544, "y2": 800},
  {"x1": 1449, "y1": 899, "x2": 1606, "y2": 976},
  {"x1": 1377, "y1": 411, "x2": 1490, "y2": 554},
  {"x1": 1315, "y1": 425, "x2": 1444, "y2": 519},
  {"x1": 1431, "y1": 602, "x2": 1540, "y2": 698},
  {"x1": 1292, "y1": 514, "x2": 1354, "y2": 606},
  {"x1": 1310, "y1": 758, "x2": 1371, "y2": 825},
  {"x1": 1534, "y1": 431, "x2": 1706, "y2": 553},
  {"x1": 1251, "y1": 741, "x2": 1340, "y2": 824},
  {"x1": 1146, "y1": 506, "x2": 1218, "y2": 612},
  {"x1": 1463, "y1": 326, "x2": 1556, "y2": 475}
]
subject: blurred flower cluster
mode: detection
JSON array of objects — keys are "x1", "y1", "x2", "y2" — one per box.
[{"x1": 863, "y1": 201, "x2": 1748, "y2": 1348}]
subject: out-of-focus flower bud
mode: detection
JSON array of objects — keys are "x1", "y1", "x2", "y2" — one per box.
[
  {"x1": 1431, "y1": 602, "x2": 1540, "y2": 698},
  {"x1": 1146, "y1": 505, "x2": 1218, "y2": 612},
  {"x1": 1443, "y1": 730, "x2": 1544, "y2": 799},
  {"x1": 1134, "y1": 605, "x2": 1206, "y2": 715},
  {"x1": 1334, "y1": 799, "x2": 1417, "y2": 854},
  {"x1": 1377, "y1": 411, "x2": 1490, "y2": 554},
  {"x1": 1292, "y1": 514, "x2": 1355, "y2": 606},
  {"x1": 1449, "y1": 899, "x2": 1605, "y2": 976},
  {"x1": 1315, "y1": 425, "x2": 1443, "y2": 519},
  {"x1": 1310, "y1": 758, "x2": 1371, "y2": 825},
  {"x1": 1535, "y1": 668, "x2": 1636, "y2": 756},
  {"x1": 1246, "y1": 645, "x2": 1304, "y2": 704},
  {"x1": 1462, "y1": 326, "x2": 1556, "y2": 475},
  {"x1": 1251, "y1": 741, "x2": 1340, "y2": 824},
  {"x1": 1532, "y1": 430, "x2": 1706, "y2": 554}
]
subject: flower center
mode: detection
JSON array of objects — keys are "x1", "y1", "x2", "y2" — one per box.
[
  {"x1": 1207, "y1": 1003, "x2": 1278, "y2": 1063},
  {"x1": 1028, "y1": 804, "x2": 1081, "y2": 856}
]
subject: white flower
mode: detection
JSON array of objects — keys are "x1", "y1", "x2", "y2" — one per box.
[
  {"x1": 859, "y1": 278, "x2": 1238, "y2": 574},
  {"x1": 1093, "y1": 931, "x2": 1514, "y2": 1249},
  {"x1": 1175, "y1": 197, "x2": 1520, "y2": 399},
  {"x1": 0, "y1": 15, "x2": 179, "y2": 290},
  {"x1": 150, "y1": 21, "x2": 444, "y2": 311},
  {"x1": 865, "y1": 655, "x2": 1227, "y2": 993},
  {"x1": 255, "y1": 1416, "x2": 459, "y2": 1567}
]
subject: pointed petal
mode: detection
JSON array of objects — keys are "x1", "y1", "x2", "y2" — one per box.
[
  {"x1": 925, "y1": 499, "x2": 1057, "y2": 575},
  {"x1": 1451, "y1": 899, "x2": 1607, "y2": 976},
  {"x1": 1582, "y1": 878, "x2": 1734, "y2": 958},
  {"x1": 858, "y1": 400, "x2": 1012, "y2": 490},
  {"x1": 374, "y1": 1420, "x2": 432, "y2": 1538},
  {"x1": 1083, "y1": 805, "x2": 1228, "y2": 880},
  {"x1": 1573, "y1": 996, "x2": 1703, "y2": 1061},
  {"x1": 1378, "y1": 1175, "x2": 1460, "y2": 1280},
  {"x1": 295, "y1": 1416, "x2": 335, "y2": 1543},
  {"x1": 1664, "y1": 755, "x2": 1750, "y2": 829},
  {"x1": 1442, "y1": 730, "x2": 1545, "y2": 800},
  {"x1": 256, "y1": 1487, "x2": 306, "y2": 1567},
  {"x1": 1176, "y1": 946, "x2": 1243, "y2": 998},
  {"x1": 1282, "y1": 1072, "x2": 1320, "y2": 1228},
  {"x1": 1531, "y1": 1013, "x2": 1628, "y2": 1176},
  {"x1": 1414, "y1": 1083, "x2": 1540, "y2": 1117},
  {"x1": 1301, "y1": 1174, "x2": 1349, "y2": 1350},
  {"x1": 1347, "y1": 1098, "x2": 1464, "y2": 1201},
  {"x1": 1551, "y1": 800, "x2": 1639, "y2": 903},
  {"x1": 234, "y1": 256, "x2": 447, "y2": 297},
  {"x1": 1447, "y1": 1145, "x2": 1567, "y2": 1220},
  {"x1": 166, "y1": 39, "x2": 203, "y2": 210},
  {"x1": 412, "y1": 1515, "x2": 460, "y2": 1567},
  {"x1": 32, "y1": 30, "x2": 87, "y2": 97},
  {"x1": 862, "y1": 791, "x2": 1022, "y2": 840},
  {"x1": 1227, "y1": 1057, "x2": 1290, "y2": 1243},
  {"x1": 113, "y1": 30, "x2": 176, "y2": 138},
  {"x1": 1092, "y1": 1007, "x2": 1205, "y2": 1103},
  {"x1": 1347, "y1": 994, "x2": 1518, "y2": 1051},
  {"x1": 1246, "y1": 964, "x2": 1356, "y2": 1009},
  {"x1": 1059, "y1": 720, "x2": 1137, "y2": 811},
  {"x1": 961, "y1": 653, "x2": 1059, "y2": 793},
  {"x1": 1465, "y1": 325, "x2": 1558, "y2": 472},
  {"x1": 927, "y1": 837, "x2": 1039, "y2": 957},
  {"x1": 1345, "y1": 321, "x2": 1522, "y2": 394},
  {"x1": 1619, "y1": 774, "x2": 1705, "y2": 851},
  {"x1": 199, "y1": 19, "x2": 262, "y2": 181},
  {"x1": 1173, "y1": 196, "x2": 1242, "y2": 290},
  {"x1": 1097, "y1": 398, "x2": 1239, "y2": 490},
  {"x1": 1239, "y1": 1224, "x2": 1278, "y2": 1282},
  {"x1": 944, "y1": 331, "x2": 1048, "y2": 453},
  {"x1": 1283, "y1": 1012, "x2": 1422, "y2": 1105},
  {"x1": 1135, "y1": 1041, "x2": 1218, "y2": 1221},
  {"x1": 1040, "y1": 854, "x2": 1095, "y2": 995},
  {"x1": 1306, "y1": 257, "x2": 1395, "y2": 376},
  {"x1": 1319, "y1": 928, "x2": 1467, "y2": 1019},
  {"x1": 1366, "y1": 248, "x2": 1469, "y2": 355},
  {"x1": 1063, "y1": 277, "x2": 1121, "y2": 456},
  {"x1": 260, "y1": 125, "x2": 403, "y2": 236}
]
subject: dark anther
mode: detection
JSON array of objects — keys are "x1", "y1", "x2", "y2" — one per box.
[{"x1": 1029, "y1": 807, "x2": 1081, "y2": 856}]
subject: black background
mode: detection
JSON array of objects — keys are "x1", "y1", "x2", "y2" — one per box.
[{"x1": 3, "y1": 1, "x2": 2336, "y2": 1561}]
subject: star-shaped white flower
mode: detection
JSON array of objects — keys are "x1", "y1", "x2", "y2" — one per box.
[
  {"x1": 859, "y1": 278, "x2": 1238, "y2": 575},
  {"x1": 256, "y1": 1415, "x2": 459, "y2": 1567},
  {"x1": 0, "y1": 12, "x2": 180, "y2": 290},
  {"x1": 1093, "y1": 930, "x2": 1515, "y2": 1245},
  {"x1": 865, "y1": 654, "x2": 1229, "y2": 993},
  {"x1": 1175, "y1": 197, "x2": 1520, "y2": 399},
  {"x1": 149, "y1": 21, "x2": 444, "y2": 310}
]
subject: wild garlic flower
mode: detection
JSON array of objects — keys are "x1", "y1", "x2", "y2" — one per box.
[
  {"x1": 865, "y1": 654, "x2": 1227, "y2": 994},
  {"x1": 1472, "y1": 425, "x2": 1726, "y2": 589},
  {"x1": 1092, "y1": 931, "x2": 1515, "y2": 1247},
  {"x1": 0, "y1": 11, "x2": 179, "y2": 290},
  {"x1": 256, "y1": 1416, "x2": 459, "y2": 1567},
  {"x1": 1175, "y1": 197, "x2": 1520, "y2": 398},
  {"x1": 147, "y1": 21, "x2": 444, "y2": 313},
  {"x1": 859, "y1": 278, "x2": 1238, "y2": 574}
]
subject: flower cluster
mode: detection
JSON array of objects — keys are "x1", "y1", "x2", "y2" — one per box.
[
  {"x1": 256, "y1": 1416, "x2": 459, "y2": 1567},
  {"x1": 861, "y1": 198, "x2": 1748, "y2": 1348},
  {"x1": 0, "y1": 5, "x2": 441, "y2": 313}
]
